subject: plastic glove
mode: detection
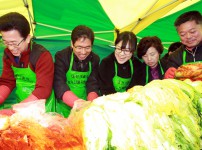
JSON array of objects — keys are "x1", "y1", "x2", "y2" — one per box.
[
  {"x1": 164, "y1": 67, "x2": 177, "y2": 79},
  {"x1": 73, "y1": 99, "x2": 86, "y2": 110},
  {"x1": 87, "y1": 92, "x2": 98, "y2": 101},
  {"x1": 0, "y1": 109, "x2": 15, "y2": 116},
  {"x1": 62, "y1": 91, "x2": 79, "y2": 107},
  {"x1": 0, "y1": 85, "x2": 11, "y2": 104},
  {"x1": 21, "y1": 94, "x2": 38, "y2": 103}
]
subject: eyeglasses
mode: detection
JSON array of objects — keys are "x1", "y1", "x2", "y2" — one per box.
[
  {"x1": 115, "y1": 47, "x2": 131, "y2": 55},
  {"x1": 73, "y1": 45, "x2": 92, "y2": 52},
  {"x1": 0, "y1": 38, "x2": 25, "y2": 47}
]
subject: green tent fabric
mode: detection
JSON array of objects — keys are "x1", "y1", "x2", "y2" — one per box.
[
  {"x1": 0, "y1": 0, "x2": 201, "y2": 105},
  {"x1": 0, "y1": 0, "x2": 201, "y2": 58},
  {"x1": 0, "y1": 0, "x2": 202, "y2": 59},
  {"x1": 138, "y1": 0, "x2": 202, "y2": 50}
]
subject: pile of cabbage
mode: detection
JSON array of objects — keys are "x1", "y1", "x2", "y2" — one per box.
[{"x1": 69, "y1": 79, "x2": 202, "y2": 150}]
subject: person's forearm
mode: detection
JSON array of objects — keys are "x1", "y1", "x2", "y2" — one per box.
[
  {"x1": 21, "y1": 94, "x2": 38, "y2": 103},
  {"x1": 0, "y1": 85, "x2": 11, "y2": 104},
  {"x1": 62, "y1": 91, "x2": 79, "y2": 107}
]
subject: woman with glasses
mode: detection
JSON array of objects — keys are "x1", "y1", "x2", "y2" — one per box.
[
  {"x1": 98, "y1": 31, "x2": 143, "y2": 95},
  {"x1": 0, "y1": 12, "x2": 55, "y2": 115},
  {"x1": 137, "y1": 36, "x2": 166, "y2": 85},
  {"x1": 54, "y1": 25, "x2": 100, "y2": 117}
]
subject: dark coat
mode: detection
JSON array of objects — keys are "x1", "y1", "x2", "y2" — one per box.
[
  {"x1": 54, "y1": 46, "x2": 100, "y2": 99},
  {"x1": 167, "y1": 42, "x2": 202, "y2": 69},
  {"x1": 98, "y1": 52, "x2": 143, "y2": 95}
]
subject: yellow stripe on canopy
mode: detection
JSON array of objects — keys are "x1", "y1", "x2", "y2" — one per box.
[
  {"x1": 161, "y1": 0, "x2": 200, "y2": 18},
  {"x1": 99, "y1": 0, "x2": 186, "y2": 34},
  {"x1": 99, "y1": 0, "x2": 158, "y2": 29},
  {"x1": 129, "y1": 0, "x2": 186, "y2": 34}
]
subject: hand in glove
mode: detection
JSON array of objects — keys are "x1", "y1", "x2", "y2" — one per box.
[
  {"x1": 21, "y1": 94, "x2": 38, "y2": 103},
  {"x1": 0, "y1": 109, "x2": 15, "y2": 116},
  {"x1": 0, "y1": 85, "x2": 11, "y2": 104},
  {"x1": 73, "y1": 99, "x2": 87, "y2": 110},
  {"x1": 62, "y1": 91, "x2": 79, "y2": 107},
  {"x1": 164, "y1": 67, "x2": 177, "y2": 79},
  {"x1": 87, "y1": 92, "x2": 98, "y2": 101}
]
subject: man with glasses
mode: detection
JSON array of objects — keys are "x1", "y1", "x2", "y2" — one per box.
[
  {"x1": 54, "y1": 25, "x2": 100, "y2": 117},
  {"x1": 0, "y1": 12, "x2": 54, "y2": 115},
  {"x1": 164, "y1": 11, "x2": 202, "y2": 79},
  {"x1": 99, "y1": 31, "x2": 143, "y2": 95}
]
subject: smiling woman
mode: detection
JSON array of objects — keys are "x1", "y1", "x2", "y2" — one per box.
[
  {"x1": 98, "y1": 31, "x2": 143, "y2": 95},
  {"x1": 115, "y1": 47, "x2": 131, "y2": 55}
]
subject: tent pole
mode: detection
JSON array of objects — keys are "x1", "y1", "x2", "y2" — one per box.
[
  {"x1": 95, "y1": 37, "x2": 113, "y2": 43},
  {"x1": 36, "y1": 34, "x2": 71, "y2": 39},
  {"x1": 123, "y1": 0, "x2": 180, "y2": 32},
  {"x1": 36, "y1": 22, "x2": 114, "y2": 35},
  {"x1": 23, "y1": 0, "x2": 35, "y2": 36},
  {"x1": 36, "y1": 34, "x2": 113, "y2": 44},
  {"x1": 36, "y1": 22, "x2": 72, "y2": 32}
]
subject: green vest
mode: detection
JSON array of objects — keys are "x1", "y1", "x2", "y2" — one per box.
[
  {"x1": 66, "y1": 52, "x2": 91, "y2": 99},
  {"x1": 112, "y1": 59, "x2": 133, "y2": 92},
  {"x1": 0, "y1": 42, "x2": 56, "y2": 111},
  {"x1": 56, "y1": 52, "x2": 91, "y2": 118},
  {"x1": 8, "y1": 65, "x2": 56, "y2": 112},
  {"x1": 145, "y1": 61, "x2": 164, "y2": 85}
]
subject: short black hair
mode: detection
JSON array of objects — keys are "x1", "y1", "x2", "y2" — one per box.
[
  {"x1": 71, "y1": 25, "x2": 94, "y2": 45},
  {"x1": 0, "y1": 12, "x2": 30, "y2": 38},
  {"x1": 115, "y1": 31, "x2": 137, "y2": 53},
  {"x1": 137, "y1": 36, "x2": 163, "y2": 59},
  {"x1": 168, "y1": 42, "x2": 182, "y2": 53},
  {"x1": 174, "y1": 11, "x2": 202, "y2": 27}
]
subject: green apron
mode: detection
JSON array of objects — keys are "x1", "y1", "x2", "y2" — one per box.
[
  {"x1": 112, "y1": 59, "x2": 133, "y2": 92},
  {"x1": 10, "y1": 65, "x2": 56, "y2": 112},
  {"x1": 56, "y1": 52, "x2": 91, "y2": 117},
  {"x1": 145, "y1": 61, "x2": 164, "y2": 84}
]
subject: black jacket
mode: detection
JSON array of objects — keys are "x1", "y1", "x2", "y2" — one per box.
[
  {"x1": 54, "y1": 46, "x2": 100, "y2": 99},
  {"x1": 167, "y1": 42, "x2": 202, "y2": 69},
  {"x1": 160, "y1": 53, "x2": 169, "y2": 66},
  {"x1": 98, "y1": 52, "x2": 143, "y2": 95}
]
